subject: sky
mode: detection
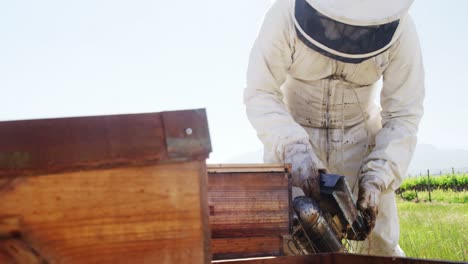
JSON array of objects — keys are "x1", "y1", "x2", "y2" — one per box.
[{"x1": 1, "y1": 0, "x2": 467, "y2": 163}]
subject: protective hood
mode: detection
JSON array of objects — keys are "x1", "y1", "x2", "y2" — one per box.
[
  {"x1": 305, "y1": 0, "x2": 414, "y2": 26},
  {"x1": 293, "y1": 0, "x2": 408, "y2": 63}
]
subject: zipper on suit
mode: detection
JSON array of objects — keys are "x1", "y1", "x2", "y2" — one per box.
[
  {"x1": 334, "y1": 61, "x2": 344, "y2": 80},
  {"x1": 325, "y1": 78, "x2": 331, "y2": 163},
  {"x1": 325, "y1": 61, "x2": 344, "y2": 164}
]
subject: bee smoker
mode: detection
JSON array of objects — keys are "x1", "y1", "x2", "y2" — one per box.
[{"x1": 290, "y1": 173, "x2": 370, "y2": 254}]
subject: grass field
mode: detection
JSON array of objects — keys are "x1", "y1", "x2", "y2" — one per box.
[{"x1": 397, "y1": 192, "x2": 467, "y2": 262}]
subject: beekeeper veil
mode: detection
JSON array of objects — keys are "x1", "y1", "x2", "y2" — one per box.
[{"x1": 294, "y1": 0, "x2": 414, "y2": 63}]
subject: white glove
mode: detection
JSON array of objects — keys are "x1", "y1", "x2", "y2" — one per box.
[
  {"x1": 357, "y1": 175, "x2": 385, "y2": 233},
  {"x1": 284, "y1": 143, "x2": 325, "y2": 201}
]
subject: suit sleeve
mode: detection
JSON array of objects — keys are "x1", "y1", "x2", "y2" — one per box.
[
  {"x1": 361, "y1": 16, "x2": 425, "y2": 190},
  {"x1": 244, "y1": 0, "x2": 310, "y2": 162}
]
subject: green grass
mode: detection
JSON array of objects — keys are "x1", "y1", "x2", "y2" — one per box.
[{"x1": 397, "y1": 198, "x2": 467, "y2": 261}]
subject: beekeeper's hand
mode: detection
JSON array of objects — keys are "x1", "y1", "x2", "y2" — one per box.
[
  {"x1": 357, "y1": 175, "x2": 385, "y2": 233},
  {"x1": 284, "y1": 143, "x2": 325, "y2": 201}
]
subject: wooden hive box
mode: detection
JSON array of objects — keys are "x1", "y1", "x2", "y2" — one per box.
[
  {"x1": 216, "y1": 253, "x2": 460, "y2": 264},
  {"x1": 0, "y1": 109, "x2": 212, "y2": 264},
  {"x1": 207, "y1": 164, "x2": 292, "y2": 260}
]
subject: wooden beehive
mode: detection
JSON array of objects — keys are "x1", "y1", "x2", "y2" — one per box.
[
  {"x1": 207, "y1": 164, "x2": 291, "y2": 260},
  {"x1": 215, "y1": 253, "x2": 459, "y2": 264},
  {"x1": 0, "y1": 109, "x2": 212, "y2": 264}
]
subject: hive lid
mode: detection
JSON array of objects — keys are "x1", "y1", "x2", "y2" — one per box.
[
  {"x1": 207, "y1": 164, "x2": 291, "y2": 173},
  {"x1": 0, "y1": 109, "x2": 211, "y2": 177}
]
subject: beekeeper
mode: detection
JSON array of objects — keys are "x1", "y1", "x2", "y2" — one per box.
[{"x1": 244, "y1": 0, "x2": 424, "y2": 256}]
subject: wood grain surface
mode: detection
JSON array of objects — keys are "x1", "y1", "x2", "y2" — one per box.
[
  {"x1": 0, "y1": 109, "x2": 213, "y2": 263},
  {"x1": 213, "y1": 253, "x2": 461, "y2": 264},
  {"x1": 0, "y1": 109, "x2": 211, "y2": 178},
  {"x1": 212, "y1": 237, "x2": 282, "y2": 260},
  {"x1": 208, "y1": 168, "x2": 291, "y2": 260},
  {"x1": 207, "y1": 164, "x2": 291, "y2": 173},
  {"x1": 0, "y1": 159, "x2": 210, "y2": 263}
]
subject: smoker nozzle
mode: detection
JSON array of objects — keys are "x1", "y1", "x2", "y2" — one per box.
[{"x1": 293, "y1": 196, "x2": 345, "y2": 253}]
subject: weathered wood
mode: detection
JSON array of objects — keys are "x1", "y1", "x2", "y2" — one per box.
[
  {"x1": 214, "y1": 253, "x2": 461, "y2": 264},
  {"x1": 208, "y1": 172, "x2": 290, "y2": 238},
  {"x1": 212, "y1": 237, "x2": 282, "y2": 260},
  {"x1": 208, "y1": 164, "x2": 291, "y2": 173},
  {"x1": 0, "y1": 161, "x2": 210, "y2": 263},
  {"x1": 208, "y1": 165, "x2": 291, "y2": 260},
  {"x1": 0, "y1": 239, "x2": 47, "y2": 264},
  {"x1": 0, "y1": 109, "x2": 211, "y2": 178},
  {"x1": 0, "y1": 109, "x2": 212, "y2": 263},
  {"x1": 0, "y1": 250, "x2": 11, "y2": 263},
  {"x1": 0, "y1": 216, "x2": 21, "y2": 239}
]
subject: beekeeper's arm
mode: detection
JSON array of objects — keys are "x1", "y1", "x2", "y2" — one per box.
[
  {"x1": 244, "y1": 0, "x2": 323, "y2": 199},
  {"x1": 358, "y1": 16, "x2": 425, "y2": 223}
]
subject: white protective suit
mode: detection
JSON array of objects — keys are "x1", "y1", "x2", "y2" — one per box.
[{"x1": 244, "y1": 0, "x2": 424, "y2": 256}]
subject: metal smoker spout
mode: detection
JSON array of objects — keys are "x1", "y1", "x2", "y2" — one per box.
[{"x1": 291, "y1": 173, "x2": 370, "y2": 254}]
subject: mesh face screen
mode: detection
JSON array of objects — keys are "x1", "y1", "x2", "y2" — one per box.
[{"x1": 295, "y1": 0, "x2": 399, "y2": 63}]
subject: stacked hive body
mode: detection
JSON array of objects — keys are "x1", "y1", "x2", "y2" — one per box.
[
  {"x1": 207, "y1": 164, "x2": 291, "y2": 260},
  {"x1": 217, "y1": 253, "x2": 457, "y2": 264},
  {"x1": 0, "y1": 109, "x2": 212, "y2": 264}
]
